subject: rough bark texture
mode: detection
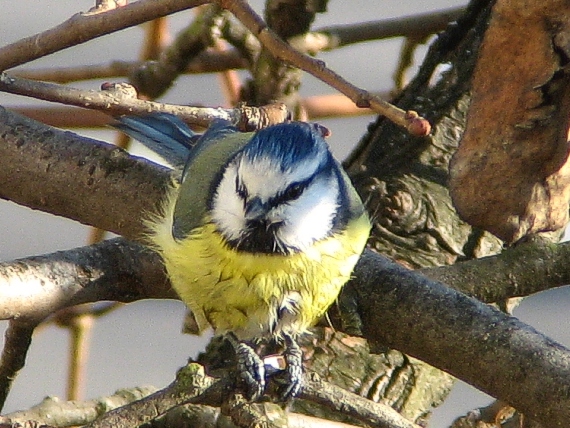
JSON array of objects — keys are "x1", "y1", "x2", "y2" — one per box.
[
  {"x1": 342, "y1": 0, "x2": 501, "y2": 423},
  {"x1": 0, "y1": 106, "x2": 171, "y2": 240}
]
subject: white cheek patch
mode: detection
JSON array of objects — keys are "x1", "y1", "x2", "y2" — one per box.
[
  {"x1": 274, "y1": 176, "x2": 339, "y2": 250},
  {"x1": 211, "y1": 163, "x2": 245, "y2": 241},
  {"x1": 210, "y1": 152, "x2": 340, "y2": 252}
]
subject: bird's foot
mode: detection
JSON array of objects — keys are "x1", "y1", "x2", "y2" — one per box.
[
  {"x1": 274, "y1": 334, "x2": 303, "y2": 401},
  {"x1": 228, "y1": 336, "x2": 266, "y2": 401}
]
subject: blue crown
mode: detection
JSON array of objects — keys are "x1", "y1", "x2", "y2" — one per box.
[{"x1": 242, "y1": 122, "x2": 331, "y2": 172}]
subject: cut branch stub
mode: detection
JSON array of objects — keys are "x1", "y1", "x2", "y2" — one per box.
[{"x1": 449, "y1": 0, "x2": 570, "y2": 244}]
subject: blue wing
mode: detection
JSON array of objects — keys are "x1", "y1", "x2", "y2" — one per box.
[{"x1": 112, "y1": 113, "x2": 197, "y2": 169}]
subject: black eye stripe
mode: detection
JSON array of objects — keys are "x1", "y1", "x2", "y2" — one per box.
[
  {"x1": 235, "y1": 175, "x2": 248, "y2": 199},
  {"x1": 270, "y1": 181, "x2": 308, "y2": 207}
]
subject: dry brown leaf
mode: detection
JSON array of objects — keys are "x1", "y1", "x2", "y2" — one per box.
[{"x1": 449, "y1": 0, "x2": 570, "y2": 243}]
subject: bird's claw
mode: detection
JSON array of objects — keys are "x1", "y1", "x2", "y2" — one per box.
[
  {"x1": 274, "y1": 335, "x2": 303, "y2": 400},
  {"x1": 235, "y1": 342, "x2": 266, "y2": 401}
]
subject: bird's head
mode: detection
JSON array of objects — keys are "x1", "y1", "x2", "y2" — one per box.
[{"x1": 211, "y1": 122, "x2": 344, "y2": 255}]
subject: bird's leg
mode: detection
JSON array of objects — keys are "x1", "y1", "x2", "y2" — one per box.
[
  {"x1": 274, "y1": 332, "x2": 303, "y2": 400},
  {"x1": 227, "y1": 333, "x2": 266, "y2": 401}
]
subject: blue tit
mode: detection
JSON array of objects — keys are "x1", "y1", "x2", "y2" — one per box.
[{"x1": 114, "y1": 113, "x2": 371, "y2": 400}]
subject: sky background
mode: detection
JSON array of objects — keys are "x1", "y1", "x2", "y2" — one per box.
[{"x1": 1, "y1": 1, "x2": 569, "y2": 426}]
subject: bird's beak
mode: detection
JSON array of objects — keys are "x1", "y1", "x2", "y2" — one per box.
[{"x1": 244, "y1": 197, "x2": 268, "y2": 221}]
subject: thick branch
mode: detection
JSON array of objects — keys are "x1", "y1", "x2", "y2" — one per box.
[
  {"x1": 0, "y1": 106, "x2": 169, "y2": 240},
  {"x1": 4, "y1": 96, "x2": 570, "y2": 426},
  {"x1": 0, "y1": 0, "x2": 209, "y2": 72},
  {"x1": 347, "y1": 251, "x2": 570, "y2": 427},
  {"x1": 0, "y1": 239, "x2": 173, "y2": 322}
]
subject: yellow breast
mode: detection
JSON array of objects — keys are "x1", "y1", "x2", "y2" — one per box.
[{"x1": 146, "y1": 189, "x2": 370, "y2": 340}]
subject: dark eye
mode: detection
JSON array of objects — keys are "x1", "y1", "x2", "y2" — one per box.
[{"x1": 283, "y1": 183, "x2": 304, "y2": 201}]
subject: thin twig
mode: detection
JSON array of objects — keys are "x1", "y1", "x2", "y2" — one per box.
[
  {"x1": 10, "y1": 50, "x2": 247, "y2": 83},
  {"x1": 0, "y1": 0, "x2": 209, "y2": 72},
  {"x1": 8, "y1": 92, "x2": 377, "y2": 128},
  {"x1": 64, "y1": 312, "x2": 94, "y2": 401},
  {"x1": 0, "y1": 75, "x2": 289, "y2": 130},
  {"x1": 0, "y1": 321, "x2": 38, "y2": 411},
  {"x1": 217, "y1": 0, "x2": 431, "y2": 136},
  {"x1": 9, "y1": 7, "x2": 464, "y2": 85},
  {"x1": 312, "y1": 6, "x2": 465, "y2": 50}
]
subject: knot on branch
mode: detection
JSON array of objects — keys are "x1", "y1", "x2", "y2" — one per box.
[{"x1": 236, "y1": 103, "x2": 291, "y2": 131}]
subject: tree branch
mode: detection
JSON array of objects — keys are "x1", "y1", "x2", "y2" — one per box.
[
  {"x1": 8, "y1": 91, "x2": 375, "y2": 130},
  {"x1": 0, "y1": 0, "x2": 209, "y2": 72},
  {"x1": 0, "y1": 77, "x2": 290, "y2": 130},
  {"x1": 420, "y1": 239, "x2": 570, "y2": 303},
  {"x1": 216, "y1": 0, "x2": 431, "y2": 136},
  {"x1": 10, "y1": 49, "x2": 247, "y2": 84},
  {"x1": 0, "y1": 238, "x2": 173, "y2": 322},
  {"x1": 0, "y1": 0, "x2": 431, "y2": 135},
  {"x1": 300, "y1": 373, "x2": 421, "y2": 428},
  {"x1": 0, "y1": 106, "x2": 169, "y2": 240},
  {"x1": 2, "y1": 237, "x2": 570, "y2": 426},
  {"x1": 128, "y1": 4, "x2": 229, "y2": 99},
  {"x1": 0, "y1": 385, "x2": 158, "y2": 427},
  {"x1": 0, "y1": 321, "x2": 37, "y2": 412},
  {"x1": 301, "y1": 6, "x2": 465, "y2": 51},
  {"x1": 346, "y1": 250, "x2": 570, "y2": 427},
  {"x1": 3, "y1": 99, "x2": 570, "y2": 426},
  {"x1": 9, "y1": 7, "x2": 464, "y2": 86}
]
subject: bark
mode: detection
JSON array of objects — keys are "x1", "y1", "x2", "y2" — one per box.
[
  {"x1": 0, "y1": 106, "x2": 170, "y2": 240},
  {"x1": 344, "y1": 0, "x2": 500, "y2": 423}
]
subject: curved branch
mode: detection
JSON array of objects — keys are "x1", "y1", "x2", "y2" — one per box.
[
  {"x1": 0, "y1": 0, "x2": 209, "y2": 72},
  {"x1": 216, "y1": 0, "x2": 431, "y2": 137},
  {"x1": 4, "y1": 101, "x2": 570, "y2": 426}
]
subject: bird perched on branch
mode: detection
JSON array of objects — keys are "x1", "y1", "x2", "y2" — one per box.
[{"x1": 114, "y1": 113, "x2": 371, "y2": 400}]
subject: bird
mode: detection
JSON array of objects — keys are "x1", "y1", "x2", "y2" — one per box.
[{"x1": 113, "y1": 113, "x2": 371, "y2": 400}]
